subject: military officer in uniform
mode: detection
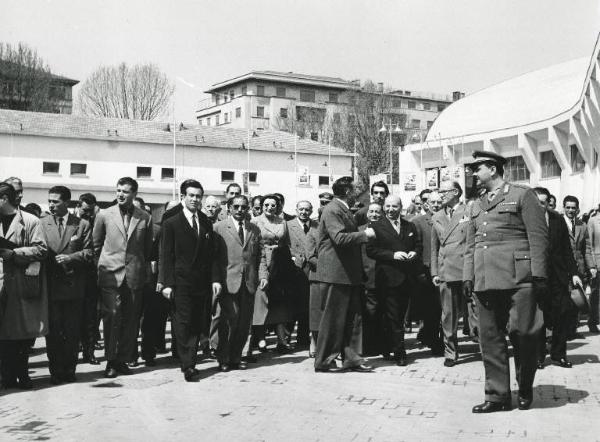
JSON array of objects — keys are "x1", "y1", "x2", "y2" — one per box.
[{"x1": 463, "y1": 151, "x2": 548, "y2": 413}]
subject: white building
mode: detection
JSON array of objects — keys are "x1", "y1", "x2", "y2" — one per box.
[
  {"x1": 400, "y1": 34, "x2": 600, "y2": 211},
  {"x1": 0, "y1": 109, "x2": 353, "y2": 215}
]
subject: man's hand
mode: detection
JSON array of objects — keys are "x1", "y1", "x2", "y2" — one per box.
[
  {"x1": 572, "y1": 275, "x2": 583, "y2": 288},
  {"x1": 462, "y1": 280, "x2": 473, "y2": 299},
  {"x1": 212, "y1": 282, "x2": 222, "y2": 297},
  {"x1": 161, "y1": 287, "x2": 173, "y2": 300},
  {"x1": 406, "y1": 251, "x2": 417, "y2": 260},
  {"x1": 591, "y1": 268, "x2": 598, "y2": 279},
  {"x1": 393, "y1": 251, "x2": 408, "y2": 261},
  {"x1": 364, "y1": 227, "x2": 376, "y2": 239},
  {"x1": 259, "y1": 279, "x2": 268, "y2": 290},
  {"x1": 55, "y1": 254, "x2": 72, "y2": 265},
  {"x1": 432, "y1": 275, "x2": 441, "y2": 286},
  {"x1": 155, "y1": 282, "x2": 164, "y2": 294}
]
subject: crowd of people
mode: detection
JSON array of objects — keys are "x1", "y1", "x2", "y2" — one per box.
[{"x1": 0, "y1": 149, "x2": 598, "y2": 412}]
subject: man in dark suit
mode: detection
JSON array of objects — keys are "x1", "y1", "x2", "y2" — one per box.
[
  {"x1": 367, "y1": 195, "x2": 420, "y2": 366},
  {"x1": 354, "y1": 180, "x2": 389, "y2": 226},
  {"x1": 533, "y1": 188, "x2": 581, "y2": 369},
  {"x1": 213, "y1": 195, "x2": 267, "y2": 371},
  {"x1": 314, "y1": 176, "x2": 375, "y2": 373},
  {"x1": 287, "y1": 200, "x2": 318, "y2": 347},
  {"x1": 161, "y1": 179, "x2": 220, "y2": 381},
  {"x1": 93, "y1": 177, "x2": 153, "y2": 378},
  {"x1": 41, "y1": 186, "x2": 93, "y2": 384},
  {"x1": 464, "y1": 151, "x2": 548, "y2": 412}
]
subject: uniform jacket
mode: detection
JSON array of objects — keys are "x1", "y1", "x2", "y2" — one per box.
[
  {"x1": 0, "y1": 210, "x2": 48, "y2": 339},
  {"x1": 40, "y1": 213, "x2": 92, "y2": 301},
  {"x1": 93, "y1": 204, "x2": 153, "y2": 291},
  {"x1": 547, "y1": 209, "x2": 577, "y2": 287},
  {"x1": 213, "y1": 218, "x2": 267, "y2": 295},
  {"x1": 161, "y1": 210, "x2": 219, "y2": 294},
  {"x1": 366, "y1": 216, "x2": 420, "y2": 288},
  {"x1": 286, "y1": 218, "x2": 318, "y2": 276},
  {"x1": 431, "y1": 203, "x2": 469, "y2": 282},
  {"x1": 463, "y1": 182, "x2": 548, "y2": 291},
  {"x1": 316, "y1": 198, "x2": 368, "y2": 286},
  {"x1": 412, "y1": 212, "x2": 433, "y2": 267}
]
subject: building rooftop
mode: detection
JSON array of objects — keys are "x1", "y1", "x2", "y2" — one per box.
[{"x1": 0, "y1": 109, "x2": 352, "y2": 157}]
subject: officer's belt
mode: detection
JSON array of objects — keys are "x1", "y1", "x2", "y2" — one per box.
[{"x1": 474, "y1": 232, "x2": 527, "y2": 242}]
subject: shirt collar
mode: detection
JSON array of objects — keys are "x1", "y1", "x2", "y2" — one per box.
[
  {"x1": 230, "y1": 215, "x2": 244, "y2": 228},
  {"x1": 335, "y1": 198, "x2": 349, "y2": 210},
  {"x1": 182, "y1": 206, "x2": 198, "y2": 221}
]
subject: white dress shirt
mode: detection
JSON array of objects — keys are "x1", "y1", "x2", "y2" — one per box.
[
  {"x1": 182, "y1": 206, "x2": 200, "y2": 235},
  {"x1": 230, "y1": 216, "x2": 246, "y2": 242}
]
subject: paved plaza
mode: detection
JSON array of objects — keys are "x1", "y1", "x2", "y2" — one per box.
[{"x1": 0, "y1": 326, "x2": 599, "y2": 441}]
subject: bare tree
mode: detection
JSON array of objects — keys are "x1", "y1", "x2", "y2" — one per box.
[
  {"x1": 78, "y1": 63, "x2": 174, "y2": 120},
  {"x1": 0, "y1": 42, "x2": 53, "y2": 112}
]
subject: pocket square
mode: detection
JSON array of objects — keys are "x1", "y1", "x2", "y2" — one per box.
[
  {"x1": 408, "y1": 232, "x2": 414, "y2": 236},
  {"x1": 70, "y1": 235, "x2": 78, "y2": 241}
]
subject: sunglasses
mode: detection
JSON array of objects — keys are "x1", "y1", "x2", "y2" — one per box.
[{"x1": 232, "y1": 205, "x2": 248, "y2": 210}]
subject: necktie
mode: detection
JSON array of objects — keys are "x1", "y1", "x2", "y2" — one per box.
[
  {"x1": 571, "y1": 219, "x2": 576, "y2": 235},
  {"x1": 448, "y1": 208, "x2": 454, "y2": 219},
  {"x1": 393, "y1": 220, "x2": 400, "y2": 234},
  {"x1": 192, "y1": 214, "x2": 199, "y2": 236},
  {"x1": 238, "y1": 221, "x2": 244, "y2": 243},
  {"x1": 303, "y1": 223, "x2": 309, "y2": 234},
  {"x1": 57, "y1": 217, "x2": 64, "y2": 237},
  {"x1": 123, "y1": 211, "x2": 130, "y2": 233}
]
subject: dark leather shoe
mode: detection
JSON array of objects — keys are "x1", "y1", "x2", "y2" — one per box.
[
  {"x1": 589, "y1": 324, "x2": 600, "y2": 333},
  {"x1": 444, "y1": 359, "x2": 456, "y2": 367},
  {"x1": 50, "y1": 375, "x2": 63, "y2": 385},
  {"x1": 315, "y1": 360, "x2": 338, "y2": 372},
  {"x1": 218, "y1": 364, "x2": 230, "y2": 372},
  {"x1": 517, "y1": 394, "x2": 533, "y2": 410},
  {"x1": 127, "y1": 360, "x2": 139, "y2": 368},
  {"x1": 349, "y1": 363, "x2": 374, "y2": 373},
  {"x1": 551, "y1": 357, "x2": 572, "y2": 368},
  {"x1": 114, "y1": 363, "x2": 132, "y2": 375},
  {"x1": 86, "y1": 355, "x2": 100, "y2": 365},
  {"x1": 18, "y1": 377, "x2": 33, "y2": 390},
  {"x1": 472, "y1": 401, "x2": 512, "y2": 413},
  {"x1": 144, "y1": 359, "x2": 156, "y2": 367},
  {"x1": 395, "y1": 356, "x2": 408, "y2": 366},
  {"x1": 104, "y1": 366, "x2": 118, "y2": 378},
  {"x1": 230, "y1": 361, "x2": 248, "y2": 370},
  {"x1": 242, "y1": 355, "x2": 257, "y2": 363},
  {"x1": 184, "y1": 368, "x2": 200, "y2": 382}
]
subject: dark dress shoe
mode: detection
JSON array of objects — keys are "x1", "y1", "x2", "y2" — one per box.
[
  {"x1": 395, "y1": 356, "x2": 408, "y2": 367},
  {"x1": 50, "y1": 375, "x2": 63, "y2": 385},
  {"x1": 184, "y1": 368, "x2": 200, "y2": 382},
  {"x1": 444, "y1": 359, "x2": 456, "y2": 367},
  {"x1": 18, "y1": 377, "x2": 33, "y2": 390},
  {"x1": 218, "y1": 364, "x2": 230, "y2": 372},
  {"x1": 127, "y1": 360, "x2": 139, "y2": 368},
  {"x1": 230, "y1": 361, "x2": 248, "y2": 370},
  {"x1": 472, "y1": 401, "x2": 512, "y2": 413},
  {"x1": 104, "y1": 367, "x2": 118, "y2": 378},
  {"x1": 114, "y1": 363, "x2": 132, "y2": 375},
  {"x1": 314, "y1": 360, "x2": 338, "y2": 372},
  {"x1": 275, "y1": 343, "x2": 294, "y2": 354},
  {"x1": 86, "y1": 355, "x2": 100, "y2": 365},
  {"x1": 589, "y1": 324, "x2": 600, "y2": 333},
  {"x1": 242, "y1": 355, "x2": 258, "y2": 363},
  {"x1": 349, "y1": 363, "x2": 374, "y2": 373},
  {"x1": 517, "y1": 393, "x2": 533, "y2": 410},
  {"x1": 1, "y1": 379, "x2": 19, "y2": 389},
  {"x1": 144, "y1": 359, "x2": 156, "y2": 367},
  {"x1": 551, "y1": 357, "x2": 572, "y2": 368},
  {"x1": 430, "y1": 344, "x2": 444, "y2": 357}
]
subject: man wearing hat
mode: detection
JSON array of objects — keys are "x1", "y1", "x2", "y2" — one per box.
[
  {"x1": 317, "y1": 192, "x2": 333, "y2": 221},
  {"x1": 463, "y1": 151, "x2": 548, "y2": 413}
]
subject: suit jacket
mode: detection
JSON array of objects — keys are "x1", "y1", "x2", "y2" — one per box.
[
  {"x1": 93, "y1": 204, "x2": 153, "y2": 291},
  {"x1": 585, "y1": 215, "x2": 600, "y2": 271},
  {"x1": 412, "y1": 212, "x2": 433, "y2": 267},
  {"x1": 286, "y1": 218, "x2": 318, "y2": 276},
  {"x1": 359, "y1": 224, "x2": 376, "y2": 290},
  {"x1": 40, "y1": 213, "x2": 92, "y2": 301},
  {"x1": 0, "y1": 210, "x2": 48, "y2": 339},
  {"x1": 566, "y1": 218, "x2": 594, "y2": 277},
  {"x1": 463, "y1": 182, "x2": 548, "y2": 291},
  {"x1": 431, "y1": 203, "x2": 469, "y2": 282},
  {"x1": 214, "y1": 218, "x2": 267, "y2": 295},
  {"x1": 316, "y1": 198, "x2": 368, "y2": 285},
  {"x1": 547, "y1": 210, "x2": 577, "y2": 287},
  {"x1": 366, "y1": 216, "x2": 420, "y2": 288},
  {"x1": 161, "y1": 210, "x2": 218, "y2": 294}
]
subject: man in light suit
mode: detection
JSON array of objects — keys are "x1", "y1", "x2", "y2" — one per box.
[
  {"x1": 431, "y1": 180, "x2": 475, "y2": 367},
  {"x1": 41, "y1": 186, "x2": 93, "y2": 384},
  {"x1": 314, "y1": 176, "x2": 376, "y2": 373},
  {"x1": 287, "y1": 200, "x2": 318, "y2": 347},
  {"x1": 93, "y1": 177, "x2": 153, "y2": 378},
  {"x1": 213, "y1": 195, "x2": 267, "y2": 371}
]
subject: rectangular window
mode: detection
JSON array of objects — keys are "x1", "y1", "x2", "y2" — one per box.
[
  {"x1": 215, "y1": 115, "x2": 220, "y2": 125},
  {"x1": 392, "y1": 98, "x2": 402, "y2": 108},
  {"x1": 235, "y1": 107, "x2": 241, "y2": 118},
  {"x1": 161, "y1": 167, "x2": 174, "y2": 180},
  {"x1": 411, "y1": 119, "x2": 421, "y2": 129},
  {"x1": 571, "y1": 144, "x2": 585, "y2": 172},
  {"x1": 207, "y1": 117, "x2": 211, "y2": 126},
  {"x1": 540, "y1": 150, "x2": 561, "y2": 178},
  {"x1": 249, "y1": 172, "x2": 257, "y2": 183},
  {"x1": 256, "y1": 106, "x2": 265, "y2": 118},
  {"x1": 224, "y1": 113, "x2": 229, "y2": 123},
  {"x1": 43, "y1": 161, "x2": 59, "y2": 174},
  {"x1": 257, "y1": 85, "x2": 265, "y2": 96},
  {"x1": 408, "y1": 101, "x2": 416, "y2": 109},
  {"x1": 215, "y1": 95, "x2": 220, "y2": 105},
  {"x1": 318, "y1": 176, "x2": 329, "y2": 186},
  {"x1": 329, "y1": 92, "x2": 338, "y2": 103},
  {"x1": 230, "y1": 89, "x2": 235, "y2": 100},
  {"x1": 276, "y1": 86, "x2": 286, "y2": 97},
  {"x1": 504, "y1": 156, "x2": 530, "y2": 182},
  {"x1": 70, "y1": 163, "x2": 87, "y2": 176},
  {"x1": 311, "y1": 132, "x2": 319, "y2": 141},
  {"x1": 241, "y1": 85, "x2": 247, "y2": 95},
  {"x1": 280, "y1": 108, "x2": 288, "y2": 118},
  {"x1": 300, "y1": 89, "x2": 316, "y2": 102},
  {"x1": 427, "y1": 121, "x2": 434, "y2": 129},
  {"x1": 437, "y1": 104, "x2": 446, "y2": 112},
  {"x1": 423, "y1": 102, "x2": 431, "y2": 111},
  {"x1": 137, "y1": 166, "x2": 152, "y2": 179},
  {"x1": 198, "y1": 119, "x2": 203, "y2": 126},
  {"x1": 221, "y1": 170, "x2": 235, "y2": 182}
]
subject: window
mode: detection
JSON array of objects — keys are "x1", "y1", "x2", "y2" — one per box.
[
  {"x1": 229, "y1": 89, "x2": 235, "y2": 100},
  {"x1": 423, "y1": 102, "x2": 431, "y2": 111},
  {"x1": 310, "y1": 132, "x2": 319, "y2": 141},
  {"x1": 43, "y1": 161, "x2": 59, "y2": 174},
  {"x1": 207, "y1": 117, "x2": 211, "y2": 126},
  {"x1": 256, "y1": 106, "x2": 265, "y2": 118},
  {"x1": 318, "y1": 176, "x2": 329, "y2": 186},
  {"x1": 221, "y1": 170, "x2": 235, "y2": 182},
  {"x1": 70, "y1": 163, "x2": 87, "y2": 176},
  {"x1": 329, "y1": 92, "x2": 338, "y2": 103},
  {"x1": 280, "y1": 108, "x2": 288, "y2": 118},
  {"x1": 241, "y1": 86, "x2": 247, "y2": 95},
  {"x1": 540, "y1": 150, "x2": 561, "y2": 178},
  {"x1": 504, "y1": 156, "x2": 530, "y2": 182},
  {"x1": 427, "y1": 121, "x2": 434, "y2": 129},
  {"x1": 392, "y1": 98, "x2": 402, "y2": 108},
  {"x1": 224, "y1": 113, "x2": 229, "y2": 124},
  {"x1": 411, "y1": 119, "x2": 421, "y2": 129},
  {"x1": 137, "y1": 166, "x2": 152, "y2": 179},
  {"x1": 215, "y1": 115, "x2": 220, "y2": 125},
  {"x1": 198, "y1": 119, "x2": 203, "y2": 126},
  {"x1": 437, "y1": 104, "x2": 446, "y2": 112},
  {"x1": 215, "y1": 94, "x2": 220, "y2": 105},
  {"x1": 300, "y1": 89, "x2": 316, "y2": 102},
  {"x1": 333, "y1": 113, "x2": 341, "y2": 124},
  {"x1": 276, "y1": 86, "x2": 286, "y2": 97},
  {"x1": 249, "y1": 172, "x2": 257, "y2": 183},
  {"x1": 235, "y1": 107, "x2": 241, "y2": 118},
  {"x1": 257, "y1": 85, "x2": 265, "y2": 96},
  {"x1": 408, "y1": 101, "x2": 416, "y2": 109},
  {"x1": 571, "y1": 144, "x2": 585, "y2": 172},
  {"x1": 161, "y1": 168, "x2": 174, "y2": 180}
]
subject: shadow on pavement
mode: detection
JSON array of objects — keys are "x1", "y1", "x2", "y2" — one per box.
[
  {"x1": 568, "y1": 353, "x2": 599, "y2": 365},
  {"x1": 530, "y1": 384, "x2": 589, "y2": 409}
]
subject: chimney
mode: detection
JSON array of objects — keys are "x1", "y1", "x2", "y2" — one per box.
[{"x1": 452, "y1": 91, "x2": 465, "y2": 101}]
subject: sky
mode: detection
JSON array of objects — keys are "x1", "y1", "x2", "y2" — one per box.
[{"x1": 1, "y1": 0, "x2": 599, "y2": 123}]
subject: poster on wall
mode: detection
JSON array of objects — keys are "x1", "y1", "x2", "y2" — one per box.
[
  {"x1": 440, "y1": 167, "x2": 451, "y2": 182},
  {"x1": 403, "y1": 172, "x2": 417, "y2": 191},
  {"x1": 426, "y1": 168, "x2": 439, "y2": 189},
  {"x1": 297, "y1": 165, "x2": 310, "y2": 185}
]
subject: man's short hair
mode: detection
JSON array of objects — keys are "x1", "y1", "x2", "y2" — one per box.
[
  {"x1": 225, "y1": 183, "x2": 242, "y2": 194},
  {"x1": 296, "y1": 200, "x2": 313, "y2": 209},
  {"x1": 49, "y1": 185, "x2": 71, "y2": 202},
  {"x1": 370, "y1": 180, "x2": 389, "y2": 196},
  {"x1": 332, "y1": 176, "x2": 354, "y2": 198},
  {"x1": 24, "y1": 202, "x2": 42, "y2": 217},
  {"x1": 78, "y1": 193, "x2": 97, "y2": 206},
  {"x1": 180, "y1": 179, "x2": 204, "y2": 196},
  {"x1": 227, "y1": 194, "x2": 249, "y2": 208},
  {"x1": 0, "y1": 182, "x2": 17, "y2": 206},
  {"x1": 368, "y1": 202, "x2": 383, "y2": 210},
  {"x1": 117, "y1": 177, "x2": 138, "y2": 193},
  {"x1": 419, "y1": 189, "x2": 432, "y2": 200},
  {"x1": 563, "y1": 195, "x2": 579, "y2": 207},
  {"x1": 549, "y1": 194, "x2": 556, "y2": 204},
  {"x1": 533, "y1": 186, "x2": 551, "y2": 199},
  {"x1": 252, "y1": 195, "x2": 263, "y2": 206}
]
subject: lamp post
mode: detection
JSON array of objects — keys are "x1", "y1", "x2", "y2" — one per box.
[{"x1": 379, "y1": 119, "x2": 403, "y2": 187}]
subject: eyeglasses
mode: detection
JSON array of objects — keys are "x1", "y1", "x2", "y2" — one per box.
[{"x1": 232, "y1": 205, "x2": 248, "y2": 210}]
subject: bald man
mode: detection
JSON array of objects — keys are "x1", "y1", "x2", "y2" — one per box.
[{"x1": 203, "y1": 196, "x2": 222, "y2": 225}]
